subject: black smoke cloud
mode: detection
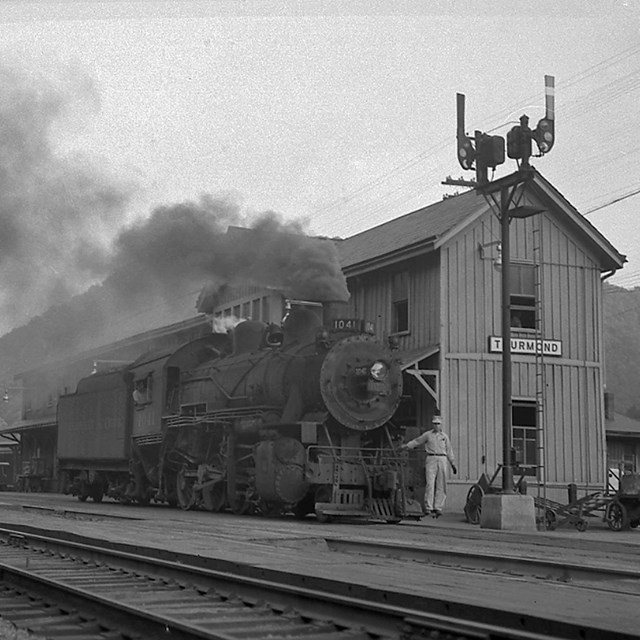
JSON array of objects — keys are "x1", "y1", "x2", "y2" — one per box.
[
  {"x1": 1, "y1": 195, "x2": 350, "y2": 374},
  {"x1": 0, "y1": 66, "x2": 349, "y2": 374},
  {"x1": 106, "y1": 195, "x2": 349, "y2": 306},
  {"x1": 0, "y1": 63, "x2": 134, "y2": 331}
]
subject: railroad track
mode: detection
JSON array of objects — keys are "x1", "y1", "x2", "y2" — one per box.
[{"x1": 0, "y1": 524, "x2": 633, "y2": 640}]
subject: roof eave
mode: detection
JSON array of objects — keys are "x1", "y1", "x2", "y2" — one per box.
[
  {"x1": 529, "y1": 174, "x2": 626, "y2": 272},
  {"x1": 342, "y1": 237, "x2": 438, "y2": 277},
  {"x1": 606, "y1": 430, "x2": 640, "y2": 438},
  {"x1": 433, "y1": 201, "x2": 490, "y2": 249}
]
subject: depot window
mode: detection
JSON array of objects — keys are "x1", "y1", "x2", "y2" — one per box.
[
  {"x1": 510, "y1": 263, "x2": 536, "y2": 329},
  {"x1": 512, "y1": 400, "x2": 537, "y2": 476},
  {"x1": 391, "y1": 271, "x2": 409, "y2": 334}
]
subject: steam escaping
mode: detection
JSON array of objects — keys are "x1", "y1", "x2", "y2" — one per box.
[
  {"x1": 0, "y1": 63, "x2": 135, "y2": 331},
  {"x1": 212, "y1": 314, "x2": 245, "y2": 334}
]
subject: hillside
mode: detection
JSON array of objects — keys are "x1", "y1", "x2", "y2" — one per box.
[{"x1": 603, "y1": 282, "x2": 640, "y2": 418}]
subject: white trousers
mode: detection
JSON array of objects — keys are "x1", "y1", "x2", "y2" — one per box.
[{"x1": 424, "y1": 456, "x2": 448, "y2": 511}]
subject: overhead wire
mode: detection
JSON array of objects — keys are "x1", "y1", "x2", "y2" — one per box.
[
  {"x1": 52, "y1": 45, "x2": 640, "y2": 335},
  {"x1": 583, "y1": 187, "x2": 640, "y2": 216},
  {"x1": 315, "y1": 43, "x2": 640, "y2": 238}
]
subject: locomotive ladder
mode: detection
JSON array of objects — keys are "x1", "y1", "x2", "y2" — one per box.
[{"x1": 533, "y1": 222, "x2": 548, "y2": 520}]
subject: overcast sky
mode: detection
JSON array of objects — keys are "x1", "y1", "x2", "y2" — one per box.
[{"x1": 0, "y1": 0, "x2": 639, "y2": 333}]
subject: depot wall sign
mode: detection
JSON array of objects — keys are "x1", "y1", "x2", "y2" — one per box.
[{"x1": 488, "y1": 336, "x2": 562, "y2": 357}]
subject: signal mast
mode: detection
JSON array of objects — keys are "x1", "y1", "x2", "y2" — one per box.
[
  {"x1": 454, "y1": 77, "x2": 556, "y2": 505},
  {"x1": 456, "y1": 75, "x2": 555, "y2": 185}
]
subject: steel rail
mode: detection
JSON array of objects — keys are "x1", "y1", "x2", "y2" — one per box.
[{"x1": 0, "y1": 525, "x2": 634, "y2": 640}]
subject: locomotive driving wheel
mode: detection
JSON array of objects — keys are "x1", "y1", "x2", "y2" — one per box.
[
  {"x1": 176, "y1": 467, "x2": 197, "y2": 510},
  {"x1": 202, "y1": 481, "x2": 226, "y2": 512},
  {"x1": 162, "y1": 472, "x2": 178, "y2": 507},
  {"x1": 230, "y1": 490, "x2": 251, "y2": 515}
]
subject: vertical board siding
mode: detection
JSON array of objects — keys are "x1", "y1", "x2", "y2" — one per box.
[
  {"x1": 444, "y1": 214, "x2": 503, "y2": 355},
  {"x1": 444, "y1": 209, "x2": 603, "y2": 362},
  {"x1": 443, "y1": 357, "x2": 605, "y2": 486},
  {"x1": 346, "y1": 254, "x2": 439, "y2": 352},
  {"x1": 442, "y1": 201, "x2": 607, "y2": 488},
  {"x1": 505, "y1": 212, "x2": 602, "y2": 362},
  {"x1": 347, "y1": 195, "x2": 609, "y2": 492}
]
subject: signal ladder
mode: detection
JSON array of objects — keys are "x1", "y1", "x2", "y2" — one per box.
[{"x1": 533, "y1": 222, "x2": 547, "y2": 524}]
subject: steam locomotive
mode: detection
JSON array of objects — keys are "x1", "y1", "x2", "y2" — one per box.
[{"x1": 57, "y1": 301, "x2": 423, "y2": 522}]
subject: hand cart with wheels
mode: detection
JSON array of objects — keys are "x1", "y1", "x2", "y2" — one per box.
[
  {"x1": 463, "y1": 465, "x2": 529, "y2": 525},
  {"x1": 605, "y1": 474, "x2": 640, "y2": 531},
  {"x1": 534, "y1": 492, "x2": 610, "y2": 532}
]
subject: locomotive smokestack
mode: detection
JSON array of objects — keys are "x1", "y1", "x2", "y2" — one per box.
[{"x1": 322, "y1": 301, "x2": 349, "y2": 324}]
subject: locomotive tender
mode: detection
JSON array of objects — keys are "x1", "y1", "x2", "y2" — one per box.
[{"x1": 57, "y1": 301, "x2": 423, "y2": 522}]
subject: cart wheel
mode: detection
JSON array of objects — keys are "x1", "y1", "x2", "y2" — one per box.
[
  {"x1": 606, "y1": 500, "x2": 630, "y2": 531},
  {"x1": 464, "y1": 484, "x2": 484, "y2": 525},
  {"x1": 575, "y1": 519, "x2": 588, "y2": 532},
  {"x1": 544, "y1": 509, "x2": 557, "y2": 531}
]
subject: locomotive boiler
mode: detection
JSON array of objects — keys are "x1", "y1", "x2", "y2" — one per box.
[{"x1": 59, "y1": 301, "x2": 423, "y2": 522}]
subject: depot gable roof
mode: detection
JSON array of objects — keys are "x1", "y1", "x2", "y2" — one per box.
[
  {"x1": 337, "y1": 169, "x2": 625, "y2": 275},
  {"x1": 336, "y1": 188, "x2": 484, "y2": 273}
]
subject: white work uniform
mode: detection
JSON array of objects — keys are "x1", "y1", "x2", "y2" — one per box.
[{"x1": 406, "y1": 428, "x2": 455, "y2": 512}]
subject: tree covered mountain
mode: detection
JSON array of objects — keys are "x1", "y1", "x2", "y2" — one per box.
[{"x1": 603, "y1": 283, "x2": 640, "y2": 419}]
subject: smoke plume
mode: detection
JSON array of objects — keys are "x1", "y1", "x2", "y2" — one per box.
[
  {"x1": 0, "y1": 65, "x2": 349, "y2": 375},
  {"x1": 0, "y1": 63, "x2": 135, "y2": 332},
  {"x1": 105, "y1": 195, "x2": 349, "y2": 306}
]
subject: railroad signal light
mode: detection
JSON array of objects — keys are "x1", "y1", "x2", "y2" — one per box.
[
  {"x1": 507, "y1": 125, "x2": 522, "y2": 159},
  {"x1": 531, "y1": 76, "x2": 555, "y2": 155},
  {"x1": 506, "y1": 122, "x2": 532, "y2": 161},
  {"x1": 457, "y1": 135, "x2": 476, "y2": 170},
  {"x1": 533, "y1": 118, "x2": 554, "y2": 154},
  {"x1": 478, "y1": 134, "x2": 505, "y2": 169},
  {"x1": 454, "y1": 76, "x2": 555, "y2": 179},
  {"x1": 534, "y1": 74, "x2": 556, "y2": 154},
  {"x1": 456, "y1": 92, "x2": 476, "y2": 171}
]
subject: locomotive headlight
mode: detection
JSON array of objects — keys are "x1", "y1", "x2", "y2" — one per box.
[{"x1": 370, "y1": 361, "x2": 388, "y2": 381}]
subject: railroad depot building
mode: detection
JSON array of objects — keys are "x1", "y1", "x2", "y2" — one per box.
[
  {"x1": 334, "y1": 169, "x2": 625, "y2": 510},
  {"x1": 0, "y1": 168, "x2": 626, "y2": 512}
]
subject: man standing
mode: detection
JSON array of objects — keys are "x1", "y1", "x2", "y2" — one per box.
[{"x1": 401, "y1": 414, "x2": 457, "y2": 518}]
